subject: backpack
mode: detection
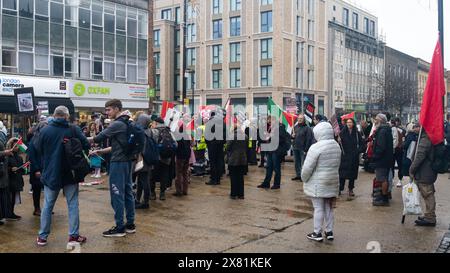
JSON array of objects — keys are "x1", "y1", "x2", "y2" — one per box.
[
  {"x1": 278, "y1": 127, "x2": 292, "y2": 155},
  {"x1": 431, "y1": 143, "x2": 449, "y2": 174},
  {"x1": 117, "y1": 118, "x2": 145, "y2": 157},
  {"x1": 63, "y1": 126, "x2": 90, "y2": 183},
  {"x1": 157, "y1": 127, "x2": 177, "y2": 159},
  {"x1": 142, "y1": 131, "x2": 160, "y2": 166}
]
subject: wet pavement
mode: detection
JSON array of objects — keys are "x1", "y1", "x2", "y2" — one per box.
[{"x1": 0, "y1": 161, "x2": 449, "y2": 253}]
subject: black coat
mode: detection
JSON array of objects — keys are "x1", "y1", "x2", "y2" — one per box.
[
  {"x1": 8, "y1": 152, "x2": 25, "y2": 192},
  {"x1": 339, "y1": 127, "x2": 363, "y2": 180},
  {"x1": 372, "y1": 124, "x2": 394, "y2": 169}
]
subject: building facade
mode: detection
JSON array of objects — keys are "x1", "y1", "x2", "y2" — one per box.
[
  {"x1": 154, "y1": 0, "x2": 329, "y2": 118},
  {"x1": 0, "y1": 0, "x2": 150, "y2": 134},
  {"x1": 417, "y1": 58, "x2": 430, "y2": 107},
  {"x1": 327, "y1": 0, "x2": 384, "y2": 116}
]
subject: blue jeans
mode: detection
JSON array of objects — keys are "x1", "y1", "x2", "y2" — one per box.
[
  {"x1": 293, "y1": 150, "x2": 305, "y2": 178},
  {"x1": 263, "y1": 153, "x2": 281, "y2": 186},
  {"x1": 39, "y1": 184, "x2": 79, "y2": 239},
  {"x1": 109, "y1": 161, "x2": 135, "y2": 230}
]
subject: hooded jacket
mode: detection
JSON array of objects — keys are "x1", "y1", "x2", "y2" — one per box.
[
  {"x1": 301, "y1": 122, "x2": 342, "y2": 198},
  {"x1": 372, "y1": 124, "x2": 394, "y2": 169},
  {"x1": 409, "y1": 132, "x2": 438, "y2": 184}
]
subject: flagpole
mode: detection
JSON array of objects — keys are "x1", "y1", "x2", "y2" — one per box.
[{"x1": 438, "y1": 0, "x2": 445, "y2": 113}]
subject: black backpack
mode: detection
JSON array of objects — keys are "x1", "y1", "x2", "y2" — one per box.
[
  {"x1": 142, "y1": 131, "x2": 160, "y2": 166},
  {"x1": 63, "y1": 126, "x2": 90, "y2": 183},
  {"x1": 117, "y1": 118, "x2": 145, "y2": 157},
  {"x1": 432, "y1": 143, "x2": 449, "y2": 174},
  {"x1": 278, "y1": 127, "x2": 292, "y2": 155},
  {"x1": 157, "y1": 127, "x2": 177, "y2": 159}
]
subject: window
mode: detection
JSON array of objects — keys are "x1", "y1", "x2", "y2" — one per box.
[
  {"x1": 128, "y1": 18, "x2": 137, "y2": 37},
  {"x1": 318, "y1": 97, "x2": 324, "y2": 115},
  {"x1": 187, "y1": 23, "x2": 196, "y2": 42},
  {"x1": 212, "y1": 0, "x2": 222, "y2": 14},
  {"x1": 308, "y1": 20, "x2": 314, "y2": 40},
  {"x1": 2, "y1": 47, "x2": 17, "y2": 71},
  {"x1": 370, "y1": 20, "x2": 375, "y2": 36},
  {"x1": 364, "y1": 18, "x2": 369, "y2": 34},
  {"x1": 19, "y1": 51, "x2": 33, "y2": 74},
  {"x1": 212, "y1": 70, "x2": 222, "y2": 89},
  {"x1": 230, "y1": 68, "x2": 241, "y2": 88},
  {"x1": 261, "y1": 66, "x2": 272, "y2": 86},
  {"x1": 230, "y1": 42, "x2": 240, "y2": 62},
  {"x1": 187, "y1": 48, "x2": 196, "y2": 66},
  {"x1": 105, "y1": 14, "x2": 115, "y2": 33},
  {"x1": 127, "y1": 64, "x2": 137, "y2": 83},
  {"x1": 176, "y1": 29, "x2": 181, "y2": 47},
  {"x1": 175, "y1": 7, "x2": 181, "y2": 24},
  {"x1": 156, "y1": 74, "x2": 161, "y2": 90},
  {"x1": 51, "y1": 55, "x2": 64, "y2": 76},
  {"x1": 308, "y1": 70, "x2": 314, "y2": 89},
  {"x1": 154, "y1": 30, "x2": 160, "y2": 47},
  {"x1": 161, "y1": 9, "x2": 172, "y2": 20},
  {"x1": 261, "y1": 11, "x2": 272, "y2": 32},
  {"x1": 35, "y1": 45, "x2": 48, "y2": 70},
  {"x1": 230, "y1": 17, "x2": 241, "y2": 36},
  {"x1": 212, "y1": 45, "x2": 222, "y2": 64},
  {"x1": 307, "y1": 0, "x2": 314, "y2": 16},
  {"x1": 19, "y1": 0, "x2": 33, "y2": 18},
  {"x1": 79, "y1": 8, "x2": 90, "y2": 28},
  {"x1": 154, "y1": 52, "x2": 160, "y2": 69},
  {"x1": 230, "y1": 0, "x2": 241, "y2": 11},
  {"x1": 352, "y1": 12, "x2": 358, "y2": 30},
  {"x1": 296, "y1": 16, "x2": 302, "y2": 36},
  {"x1": 261, "y1": 0, "x2": 272, "y2": 5},
  {"x1": 3, "y1": 0, "x2": 17, "y2": 10},
  {"x1": 308, "y1": 45, "x2": 314, "y2": 65},
  {"x1": 296, "y1": 42, "x2": 304, "y2": 63},
  {"x1": 212, "y1": 19, "x2": 222, "y2": 39},
  {"x1": 116, "y1": 8, "x2": 126, "y2": 35},
  {"x1": 92, "y1": 1, "x2": 102, "y2": 29},
  {"x1": 116, "y1": 56, "x2": 126, "y2": 81},
  {"x1": 261, "y1": 38, "x2": 272, "y2": 60},
  {"x1": 104, "y1": 61, "x2": 115, "y2": 80},
  {"x1": 186, "y1": 72, "x2": 195, "y2": 89},
  {"x1": 296, "y1": 68, "x2": 303, "y2": 88},
  {"x1": 79, "y1": 58, "x2": 90, "y2": 79},
  {"x1": 50, "y1": 2, "x2": 63, "y2": 23},
  {"x1": 343, "y1": 8, "x2": 349, "y2": 26},
  {"x1": 176, "y1": 52, "x2": 180, "y2": 69}
]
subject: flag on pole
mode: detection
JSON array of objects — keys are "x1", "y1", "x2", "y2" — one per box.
[
  {"x1": 419, "y1": 39, "x2": 445, "y2": 145},
  {"x1": 16, "y1": 138, "x2": 28, "y2": 152},
  {"x1": 341, "y1": 112, "x2": 356, "y2": 121},
  {"x1": 161, "y1": 101, "x2": 175, "y2": 120},
  {"x1": 268, "y1": 98, "x2": 298, "y2": 134}
]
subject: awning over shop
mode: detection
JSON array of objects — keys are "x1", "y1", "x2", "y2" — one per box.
[{"x1": 0, "y1": 95, "x2": 75, "y2": 115}]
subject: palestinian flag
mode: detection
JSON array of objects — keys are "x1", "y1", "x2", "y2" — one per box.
[
  {"x1": 161, "y1": 101, "x2": 175, "y2": 119},
  {"x1": 268, "y1": 98, "x2": 298, "y2": 134},
  {"x1": 16, "y1": 138, "x2": 28, "y2": 152}
]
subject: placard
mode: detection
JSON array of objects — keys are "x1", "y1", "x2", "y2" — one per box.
[{"x1": 14, "y1": 87, "x2": 36, "y2": 115}]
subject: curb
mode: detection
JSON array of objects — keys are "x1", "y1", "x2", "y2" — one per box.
[{"x1": 436, "y1": 225, "x2": 450, "y2": 253}]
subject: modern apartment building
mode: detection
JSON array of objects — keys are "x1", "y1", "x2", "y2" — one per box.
[
  {"x1": 327, "y1": 0, "x2": 385, "y2": 115},
  {"x1": 0, "y1": 0, "x2": 150, "y2": 132},
  {"x1": 154, "y1": 0, "x2": 329, "y2": 117}
]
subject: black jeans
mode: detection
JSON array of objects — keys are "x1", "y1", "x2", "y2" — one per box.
[
  {"x1": 208, "y1": 143, "x2": 224, "y2": 184},
  {"x1": 30, "y1": 173, "x2": 42, "y2": 211},
  {"x1": 393, "y1": 148, "x2": 404, "y2": 180},
  {"x1": 229, "y1": 165, "x2": 245, "y2": 197},
  {"x1": 151, "y1": 162, "x2": 170, "y2": 194},
  {"x1": 136, "y1": 171, "x2": 150, "y2": 205},
  {"x1": 339, "y1": 178, "x2": 355, "y2": 192},
  {"x1": 263, "y1": 153, "x2": 281, "y2": 186}
]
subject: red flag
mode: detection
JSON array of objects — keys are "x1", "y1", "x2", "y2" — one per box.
[
  {"x1": 161, "y1": 101, "x2": 175, "y2": 119},
  {"x1": 419, "y1": 40, "x2": 445, "y2": 145},
  {"x1": 341, "y1": 112, "x2": 356, "y2": 121}
]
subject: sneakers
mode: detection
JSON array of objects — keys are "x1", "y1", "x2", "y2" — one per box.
[
  {"x1": 125, "y1": 224, "x2": 136, "y2": 234},
  {"x1": 94, "y1": 174, "x2": 101, "y2": 179},
  {"x1": 325, "y1": 231, "x2": 334, "y2": 241},
  {"x1": 68, "y1": 235, "x2": 87, "y2": 245},
  {"x1": 36, "y1": 237, "x2": 48, "y2": 246},
  {"x1": 415, "y1": 219, "x2": 436, "y2": 227},
  {"x1": 307, "y1": 232, "x2": 323, "y2": 242},
  {"x1": 102, "y1": 226, "x2": 126, "y2": 238},
  {"x1": 6, "y1": 214, "x2": 22, "y2": 221}
]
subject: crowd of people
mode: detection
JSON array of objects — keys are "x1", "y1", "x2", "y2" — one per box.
[{"x1": 1, "y1": 100, "x2": 449, "y2": 246}]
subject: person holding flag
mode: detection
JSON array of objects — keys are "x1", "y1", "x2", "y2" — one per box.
[
  {"x1": 5, "y1": 138, "x2": 26, "y2": 221},
  {"x1": 409, "y1": 39, "x2": 446, "y2": 227}
]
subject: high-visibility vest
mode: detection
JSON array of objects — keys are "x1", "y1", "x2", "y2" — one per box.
[
  {"x1": 194, "y1": 125, "x2": 207, "y2": 151},
  {"x1": 248, "y1": 138, "x2": 253, "y2": 148}
]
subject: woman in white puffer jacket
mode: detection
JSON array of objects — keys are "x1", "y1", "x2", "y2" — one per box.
[{"x1": 301, "y1": 122, "x2": 341, "y2": 242}]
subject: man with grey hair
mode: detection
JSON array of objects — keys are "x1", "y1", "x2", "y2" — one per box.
[
  {"x1": 35, "y1": 106, "x2": 90, "y2": 247},
  {"x1": 372, "y1": 113, "x2": 394, "y2": 206}
]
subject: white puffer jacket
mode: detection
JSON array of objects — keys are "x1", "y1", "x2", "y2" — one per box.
[{"x1": 301, "y1": 122, "x2": 341, "y2": 198}]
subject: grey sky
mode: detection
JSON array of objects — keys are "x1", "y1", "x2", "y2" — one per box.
[{"x1": 348, "y1": 0, "x2": 450, "y2": 68}]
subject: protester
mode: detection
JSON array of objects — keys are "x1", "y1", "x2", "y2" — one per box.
[
  {"x1": 205, "y1": 111, "x2": 225, "y2": 186},
  {"x1": 257, "y1": 116, "x2": 289, "y2": 190},
  {"x1": 36, "y1": 106, "x2": 90, "y2": 246},
  {"x1": 257, "y1": 116, "x2": 270, "y2": 168},
  {"x1": 409, "y1": 131, "x2": 439, "y2": 227},
  {"x1": 90, "y1": 99, "x2": 136, "y2": 237},
  {"x1": 0, "y1": 123, "x2": 13, "y2": 226},
  {"x1": 6, "y1": 138, "x2": 25, "y2": 220},
  {"x1": 174, "y1": 115, "x2": 192, "y2": 197},
  {"x1": 392, "y1": 118, "x2": 406, "y2": 187},
  {"x1": 192, "y1": 115, "x2": 207, "y2": 176},
  {"x1": 246, "y1": 119, "x2": 258, "y2": 166},
  {"x1": 338, "y1": 118, "x2": 364, "y2": 197},
  {"x1": 134, "y1": 114, "x2": 153, "y2": 209},
  {"x1": 402, "y1": 123, "x2": 420, "y2": 181},
  {"x1": 372, "y1": 114, "x2": 394, "y2": 207},
  {"x1": 302, "y1": 122, "x2": 341, "y2": 242},
  {"x1": 227, "y1": 122, "x2": 248, "y2": 199},
  {"x1": 149, "y1": 117, "x2": 177, "y2": 201},
  {"x1": 292, "y1": 114, "x2": 313, "y2": 181}
]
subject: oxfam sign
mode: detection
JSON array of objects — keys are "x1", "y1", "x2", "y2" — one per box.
[{"x1": 73, "y1": 82, "x2": 111, "y2": 97}]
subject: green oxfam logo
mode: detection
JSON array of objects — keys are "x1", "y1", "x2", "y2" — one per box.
[{"x1": 73, "y1": 83, "x2": 86, "y2": 96}]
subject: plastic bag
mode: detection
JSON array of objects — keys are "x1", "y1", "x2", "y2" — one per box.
[{"x1": 402, "y1": 181, "x2": 422, "y2": 216}]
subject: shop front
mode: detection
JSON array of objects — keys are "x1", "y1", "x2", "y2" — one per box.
[
  {"x1": 0, "y1": 74, "x2": 72, "y2": 139},
  {"x1": 68, "y1": 80, "x2": 149, "y2": 123}
]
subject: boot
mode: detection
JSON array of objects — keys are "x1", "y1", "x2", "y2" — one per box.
[{"x1": 159, "y1": 191, "x2": 166, "y2": 201}]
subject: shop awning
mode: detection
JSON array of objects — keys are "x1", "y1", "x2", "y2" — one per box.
[{"x1": 0, "y1": 95, "x2": 74, "y2": 115}]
